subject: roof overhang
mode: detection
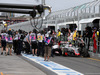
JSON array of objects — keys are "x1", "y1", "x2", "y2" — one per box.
[
  {"x1": 79, "y1": 17, "x2": 100, "y2": 24},
  {"x1": 57, "y1": 21, "x2": 78, "y2": 26}
]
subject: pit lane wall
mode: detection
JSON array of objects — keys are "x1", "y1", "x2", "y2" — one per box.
[{"x1": 8, "y1": 21, "x2": 33, "y2": 32}]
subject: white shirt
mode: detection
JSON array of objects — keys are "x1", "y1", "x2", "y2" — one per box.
[
  {"x1": 6, "y1": 34, "x2": 13, "y2": 43},
  {"x1": 24, "y1": 34, "x2": 29, "y2": 42},
  {"x1": 14, "y1": 33, "x2": 20, "y2": 40},
  {"x1": 30, "y1": 33, "x2": 36, "y2": 42},
  {"x1": 68, "y1": 33, "x2": 73, "y2": 41},
  {"x1": 1, "y1": 33, "x2": 7, "y2": 40},
  {"x1": 37, "y1": 33, "x2": 44, "y2": 42}
]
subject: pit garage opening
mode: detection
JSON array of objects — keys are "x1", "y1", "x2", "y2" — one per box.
[
  {"x1": 80, "y1": 17, "x2": 100, "y2": 53},
  {"x1": 48, "y1": 26, "x2": 55, "y2": 31},
  {"x1": 57, "y1": 21, "x2": 78, "y2": 32},
  {"x1": 79, "y1": 17, "x2": 100, "y2": 36},
  {"x1": 67, "y1": 24, "x2": 77, "y2": 32}
]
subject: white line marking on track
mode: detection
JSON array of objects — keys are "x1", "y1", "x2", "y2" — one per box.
[{"x1": 22, "y1": 53, "x2": 84, "y2": 75}]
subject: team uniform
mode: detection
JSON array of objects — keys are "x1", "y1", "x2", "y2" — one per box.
[
  {"x1": 37, "y1": 33, "x2": 44, "y2": 56},
  {"x1": 13, "y1": 33, "x2": 20, "y2": 54},
  {"x1": 18, "y1": 34, "x2": 24, "y2": 54},
  {"x1": 44, "y1": 34, "x2": 52, "y2": 61},
  {"x1": 1, "y1": 33, "x2": 7, "y2": 48},
  {"x1": 17, "y1": 33, "x2": 23, "y2": 55},
  {"x1": 6, "y1": 34, "x2": 13, "y2": 55},
  {"x1": 30, "y1": 33, "x2": 37, "y2": 50},
  {"x1": 24, "y1": 34, "x2": 30, "y2": 54},
  {"x1": 6, "y1": 34, "x2": 13, "y2": 49}
]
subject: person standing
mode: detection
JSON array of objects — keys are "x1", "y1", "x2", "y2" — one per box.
[
  {"x1": 8, "y1": 29, "x2": 12, "y2": 36},
  {"x1": 24, "y1": 31, "x2": 31, "y2": 54},
  {"x1": 68, "y1": 29, "x2": 73, "y2": 42},
  {"x1": 72, "y1": 29, "x2": 77, "y2": 46},
  {"x1": 57, "y1": 29, "x2": 61, "y2": 42},
  {"x1": 13, "y1": 31, "x2": 19, "y2": 54},
  {"x1": 37, "y1": 31, "x2": 44, "y2": 56},
  {"x1": 17, "y1": 30, "x2": 24, "y2": 55},
  {"x1": 84, "y1": 27, "x2": 92, "y2": 50},
  {"x1": 30, "y1": 29, "x2": 37, "y2": 56},
  {"x1": 44, "y1": 31, "x2": 53, "y2": 61},
  {"x1": 92, "y1": 27, "x2": 97, "y2": 53},
  {"x1": 6, "y1": 32, "x2": 13, "y2": 56},
  {"x1": 0, "y1": 30, "x2": 7, "y2": 55}
]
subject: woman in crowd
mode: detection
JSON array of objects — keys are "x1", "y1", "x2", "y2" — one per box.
[{"x1": 6, "y1": 31, "x2": 13, "y2": 56}]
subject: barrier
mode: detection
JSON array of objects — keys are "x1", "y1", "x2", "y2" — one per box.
[
  {"x1": 97, "y1": 38, "x2": 100, "y2": 53},
  {"x1": 89, "y1": 38, "x2": 93, "y2": 52},
  {"x1": 85, "y1": 37, "x2": 100, "y2": 53}
]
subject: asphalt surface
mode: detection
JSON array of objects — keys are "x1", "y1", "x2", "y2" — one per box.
[
  {"x1": 50, "y1": 56, "x2": 100, "y2": 75},
  {"x1": 0, "y1": 50, "x2": 46, "y2": 75},
  {"x1": 20, "y1": 56, "x2": 57, "y2": 75},
  {"x1": 20, "y1": 54, "x2": 100, "y2": 75},
  {"x1": 0, "y1": 49, "x2": 100, "y2": 75}
]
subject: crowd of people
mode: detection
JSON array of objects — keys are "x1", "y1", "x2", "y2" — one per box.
[
  {"x1": 0, "y1": 28, "x2": 56, "y2": 61},
  {"x1": 0, "y1": 26, "x2": 99, "y2": 61}
]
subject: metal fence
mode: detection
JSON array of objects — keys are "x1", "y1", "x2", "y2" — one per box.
[{"x1": 82, "y1": 37, "x2": 100, "y2": 53}]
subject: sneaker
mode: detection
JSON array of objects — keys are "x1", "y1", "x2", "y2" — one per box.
[{"x1": 1, "y1": 52, "x2": 3, "y2": 55}]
